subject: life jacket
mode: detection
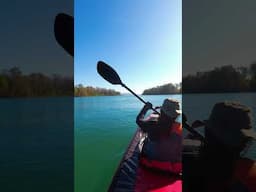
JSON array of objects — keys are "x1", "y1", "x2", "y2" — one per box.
[
  {"x1": 230, "y1": 158, "x2": 256, "y2": 192},
  {"x1": 170, "y1": 121, "x2": 182, "y2": 136},
  {"x1": 140, "y1": 122, "x2": 182, "y2": 174},
  {"x1": 202, "y1": 158, "x2": 256, "y2": 192}
]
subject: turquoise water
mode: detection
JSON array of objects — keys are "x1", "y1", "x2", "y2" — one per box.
[
  {"x1": 75, "y1": 93, "x2": 256, "y2": 192},
  {"x1": 1, "y1": 94, "x2": 254, "y2": 192},
  {"x1": 75, "y1": 95, "x2": 181, "y2": 192},
  {"x1": 0, "y1": 97, "x2": 73, "y2": 192}
]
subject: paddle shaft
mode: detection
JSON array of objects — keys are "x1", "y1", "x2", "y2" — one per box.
[
  {"x1": 121, "y1": 83, "x2": 160, "y2": 115},
  {"x1": 123, "y1": 82, "x2": 204, "y2": 141},
  {"x1": 183, "y1": 121, "x2": 205, "y2": 141},
  {"x1": 97, "y1": 61, "x2": 204, "y2": 140}
]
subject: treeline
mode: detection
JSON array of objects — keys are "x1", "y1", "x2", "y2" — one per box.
[
  {"x1": 183, "y1": 63, "x2": 256, "y2": 93},
  {"x1": 0, "y1": 67, "x2": 73, "y2": 97},
  {"x1": 142, "y1": 83, "x2": 181, "y2": 95},
  {"x1": 75, "y1": 84, "x2": 120, "y2": 96}
]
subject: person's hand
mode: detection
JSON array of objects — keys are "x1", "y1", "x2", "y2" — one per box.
[
  {"x1": 191, "y1": 120, "x2": 205, "y2": 128},
  {"x1": 182, "y1": 113, "x2": 187, "y2": 123},
  {"x1": 144, "y1": 102, "x2": 153, "y2": 110}
]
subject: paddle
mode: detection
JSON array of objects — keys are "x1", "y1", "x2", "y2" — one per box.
[
  {"x1": 182, "y1": 113, "x2": 205, "y2": 142},
  {"x1": 97, "y1": 60, "x2": 205, "y2": 140},
  {"x1": 54, "y1": 13, "x2": 74, "y2": 56},
  {"x1": 97, "y1": 61, "x2": 160, "y2": 114}
]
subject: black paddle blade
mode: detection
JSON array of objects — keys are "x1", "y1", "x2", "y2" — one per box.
[
  {"x1": 97, "y1": 61, "x2": 122, "y2": 85},
  {"x1": 54, "y1": 13, "x2": 74, "y2": 56}
]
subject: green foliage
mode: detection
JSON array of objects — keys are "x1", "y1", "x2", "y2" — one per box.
[
  {"x1": 142, "y1": 83, "x2": 181, "y2": 95},
  {"x1": 0, "y1": 67, "x2": 73, "y2": 97},
  {"x1": 74, "y1": 84, "x2": 120, "y2": 96},
  {"x1": 183, "y1": 63, "x2": 256, "y2": 93}
]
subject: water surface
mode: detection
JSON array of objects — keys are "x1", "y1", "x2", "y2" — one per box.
[
  {"x1": 75, "y1": 93, "x2": 256, "y2": 192},
  {"x1": 0, "y1": 97, "x2": 73, "y2": 192},
  {"x1": 75, "y1": 95, "x2": 181, "y2": 192}
]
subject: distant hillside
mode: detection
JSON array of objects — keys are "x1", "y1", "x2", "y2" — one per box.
[
  {"x1": 183, "y1": 63, "x2": 256, "y2": 93},
  {"x1": 74, "y1": 84, "x2": 120, "y2": 96},
  {"x1": 0, "y1": 67, "x2": 73, "y2": 97},
  {"x1": 142, "y1": 83, "x2": 181, "y2": 95}
]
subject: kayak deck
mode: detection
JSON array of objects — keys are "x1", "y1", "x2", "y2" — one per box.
[
  {"x1": 108, "y1": 128, "x2": 141, "y2": 191},
  {"x1": 108, "y1": 128, "x2": 182, "y2": 192}
]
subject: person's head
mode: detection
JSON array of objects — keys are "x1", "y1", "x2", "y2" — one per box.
[
  {"x1": 205, "y1": 102, "x2": 255, "y2": 154},
  {"x1": 159, "y1": 98, "x2": 181, "y2": 124}
]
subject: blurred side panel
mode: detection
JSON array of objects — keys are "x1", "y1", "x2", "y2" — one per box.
[
  {"x1": 0, "y1": 1, "x2": 74, "y2": 191},
  {"x1": 183, "y1": 0, "x2": 256, "y2": 192}
]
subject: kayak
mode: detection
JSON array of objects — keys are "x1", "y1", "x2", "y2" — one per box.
[{"x1": 108, "y1": 127, "x2": 182, "y2": 192}]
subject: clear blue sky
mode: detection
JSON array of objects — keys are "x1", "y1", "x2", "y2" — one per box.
[{"x1": 75, "y1": 0, "x2": 181, "y2": 94}]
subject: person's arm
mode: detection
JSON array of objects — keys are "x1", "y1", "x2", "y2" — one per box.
[
  {"x1": 152, "y1": 106, "x2": 160, "y2": 114},
  {"x1": 136, "y1": 102, "x2": 153, "y2": 132}
]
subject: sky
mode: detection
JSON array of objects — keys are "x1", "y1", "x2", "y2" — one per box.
[
  {"x1": 0, "y1": 1, "x2": 73, "y2": 77},
  {"x1": 183, "y1": 0, "x2": 256, "y2": 75},
  {"x1": 75, "y1": 0, "x2": 181, "y2": 94}
]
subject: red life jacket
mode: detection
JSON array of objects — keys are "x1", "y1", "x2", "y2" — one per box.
[
  {"x1": 203, "y1": 158, "x2": 256, "y2": 192},
  {"x1": 170, "y1": 122, "x2": 182, "y2": 136},
  {"x1": 140, "y1": 122, "x2": 182, "y2": 174},
  {"x1": 231, "y1": 158, "x2": 256, "y2": 192}
]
